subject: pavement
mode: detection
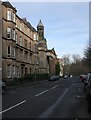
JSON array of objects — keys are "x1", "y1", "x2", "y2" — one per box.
[{"x1": 6, "y1": 79, "x2": 48, "y2": 90}]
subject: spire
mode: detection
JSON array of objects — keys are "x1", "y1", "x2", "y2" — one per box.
[{"x1": 37, "y1": 19, "x2": 44, "y2": 27}]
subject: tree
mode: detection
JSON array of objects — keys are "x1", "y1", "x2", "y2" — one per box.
[
  {"x1": 62, "y1": 54, "x2": 71, "y2": 65},
  {"x1": 70, "y1": 54, "x2": 83, "y2": 75},
  {"x1": 55, "y1": 62, "x2": 60, "y2": 75},
  {"x1": 62, "y1": 54, "x2": 71, "y2": 75},
  {"x1": 72, "y1": 54, "x2": 81, "y2": 64},
  {"x1": 84, "y1": 41, "x2": 91, "y2": 70},
  {"x1": 62, "y1": 54, "x2": 85, "y2": 75}
]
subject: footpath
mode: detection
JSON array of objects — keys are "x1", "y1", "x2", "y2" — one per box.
[{"x1": 6, "y1": 79, "x2": 48, "y2": 90}]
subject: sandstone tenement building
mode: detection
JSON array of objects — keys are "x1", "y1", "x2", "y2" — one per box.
[{"x1": 0, "y1": 2, "x2": 64, "y2": 81}]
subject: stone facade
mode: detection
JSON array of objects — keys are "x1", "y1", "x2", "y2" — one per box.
[
  {"x1": 2, "y1": 2, "x2": 39, "y2": 81},
  {"x1": 1, "y1": 2, "x2": 63, "y2": 81},
  {"x1": 46, "y1": 49, "x2": 58, "y2": 76},
  {"x1": 37, "y1": 20, "x2": 48, "y2": 73}
]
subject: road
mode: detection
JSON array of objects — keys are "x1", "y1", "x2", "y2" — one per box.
[{"x1": 2, "y1": 76, "x2": 91, "y2": 119}]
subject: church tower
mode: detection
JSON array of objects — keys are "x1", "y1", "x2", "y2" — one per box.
[
  {"x1": 37, "y1": 20, "x2": 48, "y2": 73},
  {"x1": 37, "y1": 19, "x2": 44, "y2": 41},
  {"x1": 37, "y1": 19, "x2": 47, "y2": 49}
]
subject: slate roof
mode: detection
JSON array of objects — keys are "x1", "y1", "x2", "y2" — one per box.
[
  {"x1": 37, "y1": 19, "x2": 44, "y2": 27},
  {"x1": 2, "y1": 2, "x2": 17, "y2": 12}
]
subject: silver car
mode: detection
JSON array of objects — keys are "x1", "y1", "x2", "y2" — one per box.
[{"x1": 0, "y1": 81, "x2": 6, "y2": 94}]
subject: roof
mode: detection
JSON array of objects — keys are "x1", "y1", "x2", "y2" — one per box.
[
  {"x1": 23, "y1": 20, "x2": 37, "y2": 32},
  {"x1": 2, "y1": 2, "x2": 36, "y2": 32},
  {"x1": 46, "y1": 48, "x2": 57, "y2": 56},
  {"x1": 2, "y1": 2, "x2": 17, "y2": 12},
  {"x1": 37, "y1": 19, "x2": 44, "y2": 27},
  {"x1": 16, "y1": 15, "x2": 37, "y2": 32}
]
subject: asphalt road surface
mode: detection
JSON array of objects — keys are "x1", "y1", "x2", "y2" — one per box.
[{"x1": 2, "y1": 76, "x2": 91, "y2": 119}]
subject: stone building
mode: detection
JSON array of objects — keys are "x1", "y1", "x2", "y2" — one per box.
[
  {"x1": 1, "y1": 1, "x2": 63, "y2": 81},
  {"x1": 37, "y1": 20, "x2": 49, "y2": 73},
  {"x1": 46, "y1": 48, "x2": 58, "y2": 76},
  {"x1": 37, "y1": 20, "x2": 59, "y2": 75},
  {"x1": 1, "y1": 2, "x2": 39, "y2": 81}
]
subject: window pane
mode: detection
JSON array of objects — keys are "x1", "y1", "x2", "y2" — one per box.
[
  {"x1": 20, "y1": 50, "x2": 23, "y2": 60},
  {"x1": 34, "y1": 34, "x2": 36, "y2": 40},
  {"x1": 7, "y1": 10, "x2": 11, "y2": 21},
  {"x1": 8, "y1": 46, "x2": 10, "y2": 54},
  {"x1": 16, "y1": 33, "x2": 18, "y2": 43},
  {"x1": 12, "y1": 65, "x2": 15, "y2": 78},
  {"x1": 20, "y1": 36, "x2": 22, "y2": 46},
  {"x1": 16, "y1": 66, "x2": 19, "y2": 78},
  {"x1": 7, "y1": 64, "x2": 11, "y2": 78},
  {"x1": 12, "y1": 29, "x2": 15, "y2": 40},
  {"x1": 7, "y1": 28, "x2": 11, "y2": 39},
  {"x1": 34, "y1": 44, "x2": 37, "y2": 52},
  {"x1": 7, "y1": 46, "x2": 11, "y2": 57},
  {"x1": 24, "y1": 39, "x2": 27, "y2": 48},
  {"x1": 12, "y1": 47, "x2": 15, "y2": 58},
  {"x1": 12, "y1": 13, "x2": 16, "y2": 22}
]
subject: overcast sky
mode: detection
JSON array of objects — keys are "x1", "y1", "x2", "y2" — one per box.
[{"x1": 11, "y1": 2, "x2": 89, "y2": 58}]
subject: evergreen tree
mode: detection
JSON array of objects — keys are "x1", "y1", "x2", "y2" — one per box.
[
  {"x1": 55, "y1": 62, "x2": 60, "y2": 75},
  {"x1": 84, "y1": 40, "x2": 91, "y2": 70}
]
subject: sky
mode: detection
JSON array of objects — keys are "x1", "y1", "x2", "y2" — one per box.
[{"x1": 11, "y1": 2, "x2": 89, "y2": 58}]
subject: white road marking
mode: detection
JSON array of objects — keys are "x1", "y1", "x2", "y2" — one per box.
[
  {"x1": 10, "y1": 91, "x2": 16, "y2": 94},
  {"x1": 0, "y1": 100, "x2": 26, "y2": 115},
  {"x1": 78, "y1": 96, "x2": 85, "y2": 98},
  {"x1": 35, "y1": 90, "x2": 49, "y2": 97},
  {"x1": 39, "y1": 88, "x2": 69, "y2": 118},
  {"x1": 51, "y1": 86, "x2": 57, "y2": 89}
]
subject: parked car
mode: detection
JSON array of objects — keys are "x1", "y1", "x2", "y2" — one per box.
[
  {"x1": 70, "y1": 75, "x2": 73, "y2": 78},
  {"x1": 48, "y1": 75, "x2": 60, "y2": 81},
  {"x1": 85, "y1": 72, "x2": 91, "y2": 97},
  {"x1": 80, "y1": 74, "x2": 87, "y2": 83},
  {"x1": 64, "y1": 75, "x2": 68, "y2": 79},
  {"x1": 0, "y1": 81, "x2": 6, "y2": 94},
  {"x1": 85, "y1": 72, "x2": 91, "y2": 112}
]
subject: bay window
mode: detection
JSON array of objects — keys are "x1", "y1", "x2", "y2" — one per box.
[
  {"x1": 20, "y1": 36, "x2": 22, "y2": 46},
  {"x1": 12, "y1": 12, "x2": 16, "y2": 22},
  {"x1": 12, "y1": 29, "x2": 15, "y2": 40},
  {"x1": 7, "y1": 10, "x2": 11, "y2": 21}
]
